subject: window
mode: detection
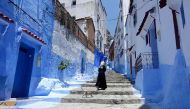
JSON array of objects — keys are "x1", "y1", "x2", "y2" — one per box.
[
  {"x1": 145, "y1": 31, "x2": 150, "y2": 46},
  {"x1": 100, "y1": 40, "x2": 102, "y2": 50},
  {"x1": 97, "y1": 15, "x2": 100, "y2": 23},
  {"x1": 120, "y1": 49, "x2": 123, "y2": 57},
  {"x1": 133, "y1": 11, "x2": 137, "y2": 26},
  {"x1": 97, "y1": 15, "x2": 100, "y2": 29},
  {"x1": 135, "y1": 51, "x2": 136, "y2": 58},
  {"x1": 180, "y1": 1, "x2": 185, "y2": 28},
  {"x1": 72, "y1": 0, "x2": 76, "y2": 6}
]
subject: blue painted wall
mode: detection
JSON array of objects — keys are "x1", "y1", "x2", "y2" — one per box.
[
  {"x1": 113, "y1": 53, "x2": 129, "y2": 75},
  {"x1": 45, "y1": 19, "x2": 99, "y2": 92},
  {"x1": 135, "y1": 50, "x2": 190, "y2": 108},
  {"x1": 0, "y1": 0, "x2": 15, "y2": 100},
  {"x1": 0, "y1": 0, "x2": 55, "y2": 100}
]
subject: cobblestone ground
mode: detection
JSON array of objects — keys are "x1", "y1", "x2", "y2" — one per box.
[{"x1": 0, "y1": 70, "x2": 154, "y2": 109}]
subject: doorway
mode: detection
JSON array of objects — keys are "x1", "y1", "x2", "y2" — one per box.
[
  {"x1": 149, "y1": 20, "x2": 159, "y2": 68},
  {"x1": 11, "y1": 42, "x2": 35, "y2": 98}
]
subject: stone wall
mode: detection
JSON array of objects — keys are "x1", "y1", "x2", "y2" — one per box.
[{"x1": 50, "y1": 20, "x2": 95, "y2": 81}]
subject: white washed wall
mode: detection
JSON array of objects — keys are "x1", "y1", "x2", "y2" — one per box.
[
  {"x1": 180, "y1": 0, "x2": 190, "y2": 67},
  {"x1": 59, "y1": 0, "x2": 107, "y2": 52},
  {"x1": 157, "y1": 7, "x2": 177, "y2": 65},
  {"x1": 51, "y1": 20, "x2": 95, "y2": 81}
]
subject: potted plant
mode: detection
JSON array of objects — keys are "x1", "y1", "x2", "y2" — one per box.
[{"x1": 58, "y1": 60, "x2": 70, "y2": 87}]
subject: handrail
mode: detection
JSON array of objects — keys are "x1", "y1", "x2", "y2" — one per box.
[{"x1": 135, "y1": 52, "x2": 159, "y2": 73}]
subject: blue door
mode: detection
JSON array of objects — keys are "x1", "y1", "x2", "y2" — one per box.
[
  {"x1": 81, "y1": 58, "x2": 85, "y2": 74},
  {"x1": 149, "y1": 20, "x2": 159, "y2": 68},
  {"x1": 11, "y1": 43, "x2": 34, "y2": 98}
]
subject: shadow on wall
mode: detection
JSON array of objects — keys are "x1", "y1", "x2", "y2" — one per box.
[
  {"x1": 48, "y1": 52, "x2": 78, "y2": 80},
  {"x1": 114, "y1": 64, "x2": 125, "y2": 74},
  {"x1": 162, "y1": 49, "x2": 190, "y2": 109},
  {"x1": 135, "y1": 50, "x2": 190, "y2": 108}
]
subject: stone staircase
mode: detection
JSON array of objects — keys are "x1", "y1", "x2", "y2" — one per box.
[
  {"x1": 0, "y1": 71, "x2": 149, "y2": 109},
  {"x1": 52, "y1": 71, "x2": 147, "y2": 109}
]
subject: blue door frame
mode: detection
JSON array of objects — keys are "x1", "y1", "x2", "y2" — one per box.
[
  {"x1": 11, "y1": 42, "x2": 35, "y2": 98},
  {"x1": 149, "y1": 20, "x2": 159, "y2": 68}
]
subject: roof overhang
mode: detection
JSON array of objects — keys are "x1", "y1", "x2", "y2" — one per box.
[
  {"x1": 17, "y1": 27, "x2": 47, "y2": 46},
  {"x1": 0, "y1": 12, "x2": 14, "y2": 23}
]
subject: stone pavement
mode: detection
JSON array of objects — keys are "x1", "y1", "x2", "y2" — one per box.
[
  {"x1": 49, "y1": 70, "x2": 149, "y2": 109},
  {"x1": 0, "y1": 70, "x2": 154, "y2": 109}
]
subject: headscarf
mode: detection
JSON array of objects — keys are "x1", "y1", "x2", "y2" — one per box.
[{"x1": 100, "y1": 61, "x2": 106, "y2": 68}]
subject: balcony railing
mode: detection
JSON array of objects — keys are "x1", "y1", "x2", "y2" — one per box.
[{"x1": 135, "y1": 52, "x2": 159, "y2": 73}]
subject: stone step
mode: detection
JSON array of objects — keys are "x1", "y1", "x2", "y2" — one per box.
[
  {"x1": 8, "y1": 94, "x2": 144, "y2": 106},
  {"x1": 69, "y1": 83, "x2": 132, "y2": 88},
  {"x1": 68, "y1": 82, "x2": 131, "y2": 85},
  {"x1": 61, "y1": 94, "x2": 144, "y2": 104},
  {"x1": 62, "y1": 98, "x2": 144, "y2": 104},
  {"x1": 72, "y1": 86, "x2": 136, "y2": 92},
  {"x1": 73, "y1": 80, "x2": 131, "y2": 84},
  {"x1": 51, "y1": 103, "x2": 147, "y2": 109},
  {"x1": 70, "y1": 87, "x2": 137, "y2": 95},
  {"x1": 70, "y1": 90, "x2": 134, "y2": 95},
  {"x1": 88, "y1": 81, "x2": 130, "y2": 83}
]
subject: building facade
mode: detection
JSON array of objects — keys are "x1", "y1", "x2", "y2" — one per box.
[
  {"x1": 126, "y1": 0, "x2": 190, "y2": 108},
  {"x1": 59, "y1": 0, "x2": 107, "y2": 52},
  {"x1": 114, "y1": 0, "x2": 130, "y2": 74},
  {"x1": 75, "y1": 17, "x2": 95, "y2": 53},
  {"x1": 0, "y1": 0, "x2": 54, "y2": 100},
  {"x1": 0, "y1": 0, "x2": 97, "y2": 100},
  {"x1": 108, "y1": 41, "x2": 114, "y2": 69},
  {"x1": 104, "y1": 30, "x2": 112, "y2": 57},
  {"x1": 50, "y1": 2, "x2": 96, "y2": 82}
]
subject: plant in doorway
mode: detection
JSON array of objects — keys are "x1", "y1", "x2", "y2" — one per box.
[{"x1": 58, "y1": 60, "x2": 70, "y2": 87}]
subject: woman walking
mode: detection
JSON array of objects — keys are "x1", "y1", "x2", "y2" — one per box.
[{"x1": 95, "y1": 61, "x2": 107, "y2": 90}]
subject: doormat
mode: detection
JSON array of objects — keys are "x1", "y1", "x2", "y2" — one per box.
[{"x1": 0, "y1": 101, "x2": 16, "y2": 106}]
